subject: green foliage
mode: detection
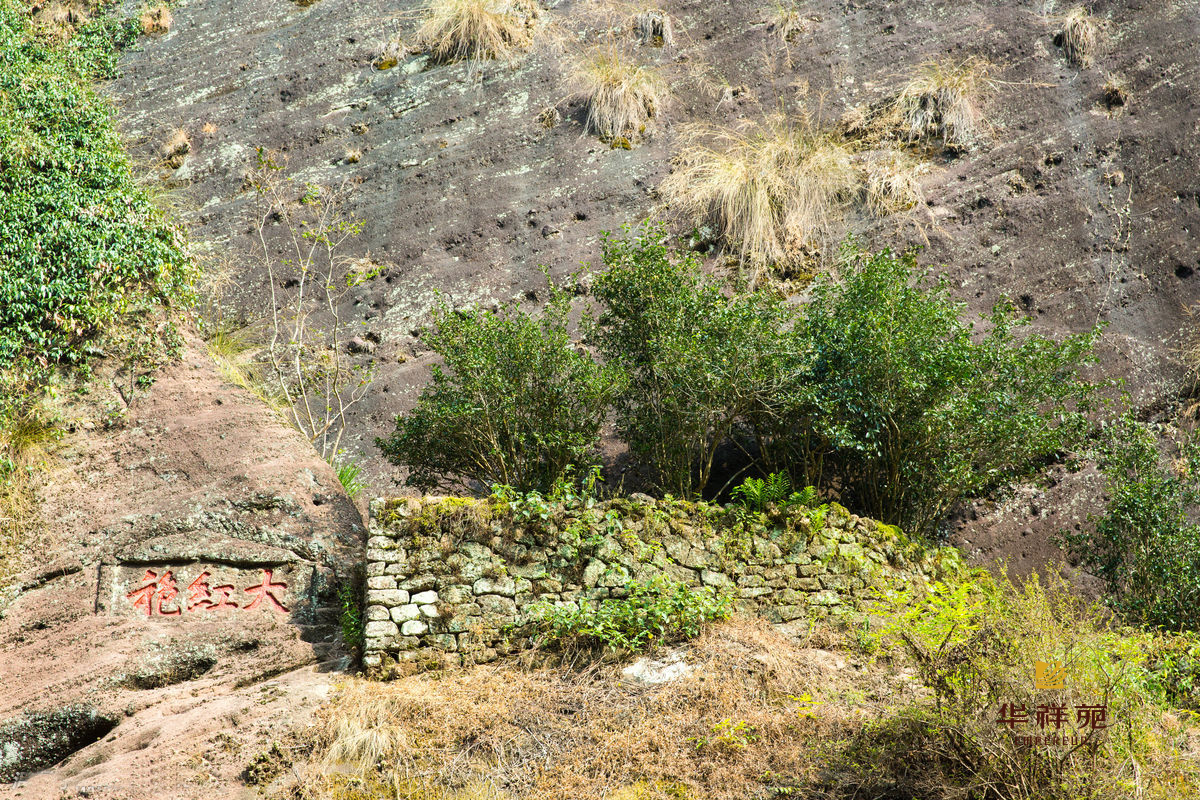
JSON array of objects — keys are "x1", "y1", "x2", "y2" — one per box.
[
  {"x1": 780, "y1": 242, "x2": 1098, "y2": 535},
  {"x1": 529, "y1": 574, "x2": 731, "y2": 653},
  {"x1": 1063, "y1": 416, "x2": 1200, "y2": 632},
  {"x1": 378, "y1": 283, "x2": 622, "y2": 494},
  {"x1": 490, "y1": 465, "x2": 606, "y2": 524},
  {"x1": 730, "y1": 471, "x2": 793, "y2": 511},
  {"x1": 0, "y1": 0, "x2": 192, "y2": 420},
  {"x1": 859, "y1": 570, "x2": 1199, "y2": 799},
  {"x1": 589, "y1": 225, "x2": 797, "y2": 497},
  {"x1": 338, "y1": 581, "x2": 364, "y2": 653},
  {"x1": 688, "y1": 718, "x2": 758, "y2": 752},
  {"x1": 333, "y1": 457, "x2": 366, "y2": 500}
]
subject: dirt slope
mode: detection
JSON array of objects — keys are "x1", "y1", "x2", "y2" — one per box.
[
  {"x1": 0, "y1": 333, "x2": 362, "y2": 799},
  {"x1": 102, "y1": 1, "x2": 1200, "y2": 571}
]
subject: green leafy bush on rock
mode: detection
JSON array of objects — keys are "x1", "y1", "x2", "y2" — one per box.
[
  {"x1": 0, "y1": 0, "x2": 192, "y2": 419},
  {"x1": 377, "y1": 283, "x2": 623, "y2": 494}
]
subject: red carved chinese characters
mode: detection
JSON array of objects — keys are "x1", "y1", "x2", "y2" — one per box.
[
  {"x1": 126, "y1": 569, "x2": 182, "y2": 616},
  {"x1": 127, "y1": 567, "x2": 288, "y2": 616},
  {"x1": 243, "y1": 569, "x2": 290, "y2": 613}
]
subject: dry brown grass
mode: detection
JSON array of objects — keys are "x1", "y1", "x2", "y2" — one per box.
[
  {"x1": 160, "y1": 128, "x2": 190, "y2": 169},
  {"x1": 1057, "y1": 6, "x2": 1098, "y2": 67},
  {"x1": 862, "y1": 148, "x2": 926, "y2": 216},
  {"x1": 416, "y1": 0, "x2": 540, "y2": 64},
  {"x1": 631, "y1": 9, "x2": 673, "y2": 47},
  {"x1": 661, "y1": 115, "x2": 857, "y2": 267},
  {"x1": 30, "y1": 0, "x2": 96, "y2": 42},
  {"x1": 139, "y1": 3, "x2": 173, "y2": 36},
  {"x1": 299, "y1": 618, "x2": 889, "y2": 800},
  {"x1": 892, "y1": 57, "x2": 990, "y2": 150},
  {"x1": 572, "y1": 47, "x2": 665, "y2": 143},
  {"x1": 0, "y1": 405, "x2": 54, "y2": 591}
]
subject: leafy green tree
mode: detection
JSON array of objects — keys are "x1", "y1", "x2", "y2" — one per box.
[
  {"x1": 588, "y1": 226, "x2": 799, "y2": 497},
  {"x1": 1064, "y1": 416, "x2": 1200, "y2": 631},
  {"x1": 377, "y1": 284, "x2": 622, "y2": 494},
  {"x1": 788, "y1": 242, "x2": 1098, "y2": 535}
]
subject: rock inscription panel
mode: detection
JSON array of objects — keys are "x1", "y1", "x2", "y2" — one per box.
[{"x1": 98, "y1": 562, "x2": 313, "y2": 618}]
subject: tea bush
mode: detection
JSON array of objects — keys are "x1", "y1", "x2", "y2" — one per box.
[
  {"x1": 0, "y1": 0, "x2": 191, "y2": 418},
  {"x1": 529, "y1": 574, "x2": 731, "y2": 653},
  {"x1": 1063, "y1": 415, "x2": 1200, "y2": 632},
  {"x1": 378, "y1": 283, "x2": 622, "y2": 494},
  {"x1": 589, "y1": 225, "x2": 797, "y2": 497}
]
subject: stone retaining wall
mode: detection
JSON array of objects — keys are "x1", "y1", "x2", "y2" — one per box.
[{"x1": 362, "y1": 495, "x2": 957, "y2": 675}]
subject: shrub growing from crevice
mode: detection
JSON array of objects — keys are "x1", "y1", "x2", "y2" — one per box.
[
  {"x1": 1062, "y1": 415, "x2": 1200, "y2": 632},
  {"x1": 589, "y1": 226, "x2": 798, "y2": 497},
  {"x1": 378, "y1": 282, "x2": 623, "y2": 494},
  {"x1": 529, "y1": 574, "x2": 731, "y2": 653}
]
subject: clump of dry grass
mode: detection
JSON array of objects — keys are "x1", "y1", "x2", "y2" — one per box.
[
  {"x1": 892, "y1": 57, "x2": 990, "y2": 150},
  {"x1": 1102, "y1": 71, "x2": 1129, "y2": 110},
  {"x1": 160, "y1": 128, "x2": 190, "y2": 169},
  {"x1": 1056, "y1": 6, "x2": 1098, "y2": 67},
  {"x1": 139, "y1": 3, "x2": 172, "y2": 36},
  {"x1": 661, "y1": 116, "x2": 857, "y2": 266},
  {"x1": 573, "y1": 48, "x2": 665, "y2": 143},
  {"x1": 416, "y1": 0, "x2": 540, "y2": 64},
  {"x1": 770, "y1": 1, "x2": 811, "y2": 43},
  {"x1": 31, "y1": 0, "x2": 94, "y2": 42},
  {"x1": 631, "y1": 9, "x2": 673, "y2": 47},
  {"x1": 862, "y1": 149, "x2": 926, "y2": 215}
]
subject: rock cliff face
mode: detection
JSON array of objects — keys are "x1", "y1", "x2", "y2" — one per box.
[
  {"x1": 0, "y1": 333, "x2": 362, "y2": 798},
  {"x1": 103, "y1": 0, "x2": 1200, "y2": 581},
  {"x1": 362, "y1": 495, "x2": 960, "y2": 675}
]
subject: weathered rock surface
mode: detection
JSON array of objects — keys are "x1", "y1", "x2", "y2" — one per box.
[
  {"x1": 103, "y1": 0, "x2": 1200, "y2": 586},
  {"x1": 0, "y1": 333, "x2": 362, "y2": 798}
]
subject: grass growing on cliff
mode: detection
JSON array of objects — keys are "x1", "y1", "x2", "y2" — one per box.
[
  {"x1": 661, "y1": 115, "x2": 857, "y2": 268},
  {"x1": 573, "y1": 47, "x2": 665, "y2": 144},
  {"x1": 892, "y1": 57, "x2": 990, "y2": 150},
  {"x1": 416, "y1": 0, "x2": 540, "y2": 64},
  {"x1": 1057, "y1": 6, "x2": 1099, "y2": 67}
]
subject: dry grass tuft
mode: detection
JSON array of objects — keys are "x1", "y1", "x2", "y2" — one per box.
[
  {"x1": 139, "y1": 4, "x2": 172, "y2": 36},
  {"x1": 160, "y1": 128, "x2": 190, "y2": 169},
  {"x1": 892, "y1": 57, "x2": 990, "y2": 150},
  {"x1": 1057, "y1": 6, "x2": 1098, "y2": 67},
  {"x1": 661, "y1": 115, "x2": 857, "y2": 266},
  {"x1": 1102, "y1": 71, "x2": 1129, "y2": 111},
  {"x1": 862, "y1": 149, "x2": 926, "y2": 215},
  {"x1": 573, "y1": 48, "x2": 665, "y2": 143},
  {"x1": 770, "y1": 1, "x2": 811, "y2": 43},
  {"x1": 631, "y1": 9, "x2": 673, "y2": 47},
  {"x1": 416, "y1": 0, "x2": 540, "y2": 64},
  {"x1": 31, "y1": 0, "x2": 95, "y2": 42}
]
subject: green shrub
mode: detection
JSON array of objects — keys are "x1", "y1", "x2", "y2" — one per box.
[
  {"x1": 338, "y1": 581, "x2": 364, "y2": 653},
  {"x1": 377, "y1": 282, "x2": 623, "y2": 494},
  {"x1": 855, "y1": 571, "x2": 1200, "y2": 799},
  {"x1": 1063, "y1": 416, "x2": 1200, "y2": 632},
  {"x1": 0, "y1": 1, "x2": 191, "y2": 419},
  {"x1": 589, "y1": 226, "x2": 796, "y2": 497},
  {"x1": 529, "y1": 574, "x2": 731, "y2": 653},
  {"x1": 779, "y1": 242, "x2": 1098, "y2": 535}
]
